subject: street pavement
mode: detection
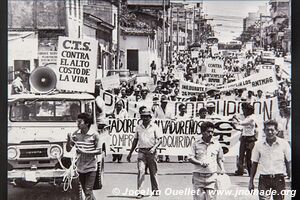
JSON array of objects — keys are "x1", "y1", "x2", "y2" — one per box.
[{"x1": 8, "y1": 155, "x2": 293, "y2": 200}]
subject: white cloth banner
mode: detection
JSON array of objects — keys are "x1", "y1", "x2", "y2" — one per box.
[
  {"x1": 179, "y1": 80, "x2": 207, "y2": 96},
  {"x1": 217, "y1": 71, "x2": 278, "y2": 93},
  {"x1": 108, "y1": 118, "x2": 240, "y2": 156}
]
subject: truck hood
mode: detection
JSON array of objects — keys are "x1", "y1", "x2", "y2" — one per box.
[{"x1": 8, "y1": 123, "x2": 77, "y2": 144}]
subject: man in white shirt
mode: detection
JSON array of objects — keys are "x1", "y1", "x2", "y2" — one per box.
[
  {"x1": 127, "y1": 108, "x2": 162, "y2": 198},
  {"x1": 234, "y1": 104, "x2": 258, "y2": 176},
  {"x1": 188, "y1": 121, "x2": 226, "y2": 200},
  {"x1": 249, "y1": 119, "x2": 291, "y2": 200}
]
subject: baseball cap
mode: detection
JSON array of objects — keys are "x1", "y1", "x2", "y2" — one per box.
[{"x1": 140, "y1": 108, "x2": 152, "y2": 116}]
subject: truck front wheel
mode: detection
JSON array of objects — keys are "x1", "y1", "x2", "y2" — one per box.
[{"x1": 13, "y1": 180, "x2": 38, "y2": 188}]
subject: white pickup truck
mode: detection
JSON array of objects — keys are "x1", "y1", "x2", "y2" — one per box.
[{"x1": 8, "y1": 92, "x2": 110, "y2": 199}]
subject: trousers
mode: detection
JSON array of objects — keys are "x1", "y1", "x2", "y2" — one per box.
[
  {"x1": 137, "y1": 149, "x2": 159, "y2": 192},
  {"x1": 258, "y1": 175, "x2": 285, "y2": 200},
  {"x1": 237, "y1": 136, "x2": 256, "y2": 174},
  {"x1": 79, "y1": 171, "x2": 97, "y2": 200}
]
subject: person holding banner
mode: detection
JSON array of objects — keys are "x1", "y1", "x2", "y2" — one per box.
[
  {"x1": 111, "y1": 100, "x2": 128, "y2": 163},
  {"x1": 176, "y1": 103, "x2": 189, "y2": 162},
  {"x1": 234, "y1": 104, "x2": 258, "y2": 176},
  {"x1": 127, "y1": 108, "x2": 162, "y2": 199},
  {"x1": 188, "y1": 121, "x2": 226, "y2": 200},
  {"x1": 152, "y1": 95, "x2": 172, "y2": 162},
  {"x1": 249, "y1": 120, "x2": 291, "y2": 200}
]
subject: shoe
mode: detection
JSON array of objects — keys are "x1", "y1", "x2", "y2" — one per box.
[
  {"x1": 179, "y1": 160, "x2": 183, "y2": 163},
  {"x1": 152, "y1": 190, "x2": 160, "y2": 196},
  {"x1": 136, "y1": 194, "x2": 144, "y2": 199},
  {"x1": 117, "y1": 160, "x2": 122, "y2": 163},
  {"x1": 234, "y1": 170, "x2": 244, "y2": 176},
  {"x1": 165, "y1": 157, "x2": 170, "y2": 162},
  {"x1": 184, "y1": 156, "x2": 188, "y2": 162}
]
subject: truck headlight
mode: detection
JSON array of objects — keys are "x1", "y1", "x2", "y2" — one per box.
[
  {"x1": 8, "y1": 147, "x2": 18, "y2": 159},
  {"x1": 49, "y1": 145, "x2": 63, "y2": 158}
]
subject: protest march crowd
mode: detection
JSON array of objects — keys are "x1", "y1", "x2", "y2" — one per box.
[
  {"x1": 90, "y1": 45, "x2": 291, "y2": 199},
  {"x1": 10, "y1": 43, "x2": 292, "y2": 200}
]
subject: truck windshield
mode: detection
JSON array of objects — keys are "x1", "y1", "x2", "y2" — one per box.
[{"x1": 9, "y1": 100, "x2": 81, "y2": 122}]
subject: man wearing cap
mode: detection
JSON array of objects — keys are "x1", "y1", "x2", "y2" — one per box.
[
  {"x1": 249, "y1": 120, "x2": 291, "y2": 200},
  {"x1": 127, "y1": 108, "x2": 162, "y2": 199},
  {"x1": 188, "y1": 121, "x2": 226, "y2": 200},
  {"x1": 152, "y1": 95, "x2": 172, "y2": 162}
]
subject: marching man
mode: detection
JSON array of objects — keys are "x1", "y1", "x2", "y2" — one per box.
[
  {"x1": 188, "y1": 121, "x2": 226, "y2": 200},
  {"x1": 127, "y1": 108, "x2": 162, "y2": 199},
  {"x1": 249, "y1": 119, "x2": 291, "y2": 200}
]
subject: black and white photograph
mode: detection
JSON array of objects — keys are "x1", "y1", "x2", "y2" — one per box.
[{"x1": 7, "y1": 0, "x2": 293, "y2": 199}]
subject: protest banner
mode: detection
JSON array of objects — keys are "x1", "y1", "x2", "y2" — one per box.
[
  {"x1": 108, "y1": 118, "x2": 240, "y2": 156},
  {"x1": 191, "y1": 50, "x2": 198, "y2": 58},
  {"x1": 179, "y1": 80, "x2": 207, "y2": 96},
  {"x1": 136, "y1": 75, "x2": 152, "y2": 85},
  {"x1": 100, "y1": 74, "x2": 120, "y2": 90},
  {"x1": 56, "y1": 36, "x2": 98, "y2": 93},
  {"x1": 38, "y1": 51, "x2": 58, "y2": 67},
  {"x1": 204, "y1": 58, "x2": 224, "y2": 74},
  {"x1": 217, "y1": 71, "x2": 278, "y2": 94},
  {"x1": 203, "y1": 73, "x2": 224, "y2": 85},
  {"x1": 99, "y1": 90, "x2": 278, "y2": 122},
  {"x1": 258, "y1": 64, "x2": 275, "y2": 73},
  {"x1": 211, "y1": 45, "x2": 219, "y2": 56}
]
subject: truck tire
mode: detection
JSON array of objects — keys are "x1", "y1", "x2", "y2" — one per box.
[{"x1": 14, "y1": 180, "x2": 38, "y2": 188}]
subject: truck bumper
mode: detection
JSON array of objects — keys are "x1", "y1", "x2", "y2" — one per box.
[{"x1": 8, "y1": 169, "x2": 66, "y2": 181}]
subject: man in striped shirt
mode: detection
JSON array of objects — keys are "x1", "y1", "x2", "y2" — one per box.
[{"x1": 67, "y1": 113, "x2": 101, "y2": 200}]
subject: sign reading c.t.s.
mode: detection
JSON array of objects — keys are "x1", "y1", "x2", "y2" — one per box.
[
  {"x1": 56, "y1": 36, "x2": 98, "y2": 93},
  {"x1": 62, "y1": 40, "x2": 91, "y2": 51}
]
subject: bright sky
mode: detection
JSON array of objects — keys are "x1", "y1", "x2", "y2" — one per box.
[{"x1": 203, "y1": 0, "x2": 269, "y2": 42}]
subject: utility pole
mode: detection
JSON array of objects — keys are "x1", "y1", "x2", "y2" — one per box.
[
  {"x1": 260, "y1": 14, "x2": 262, "y2": 48},
  {"x1": 192, "y1": 6, "x2": 195, "y2": 44},
  {"x1": 170, "y1": 3, "x2": 173, "y2": 64},
  {"x1": 176, "y1": 8, "x2": 179, "y2": 51},
  {"x1": 185, "y1": 10, "x2": 187, "y2": 48},
  {"x1": 161, "y1": 0, "x2": 165, "y2": 70},
  {"x1": 116, "y1": 0, "x2": 121, "y2": 70}
]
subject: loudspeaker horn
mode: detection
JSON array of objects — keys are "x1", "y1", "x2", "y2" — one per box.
[{"x1": 29, "y1": 67, "x2": 57, "y2": 93}]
